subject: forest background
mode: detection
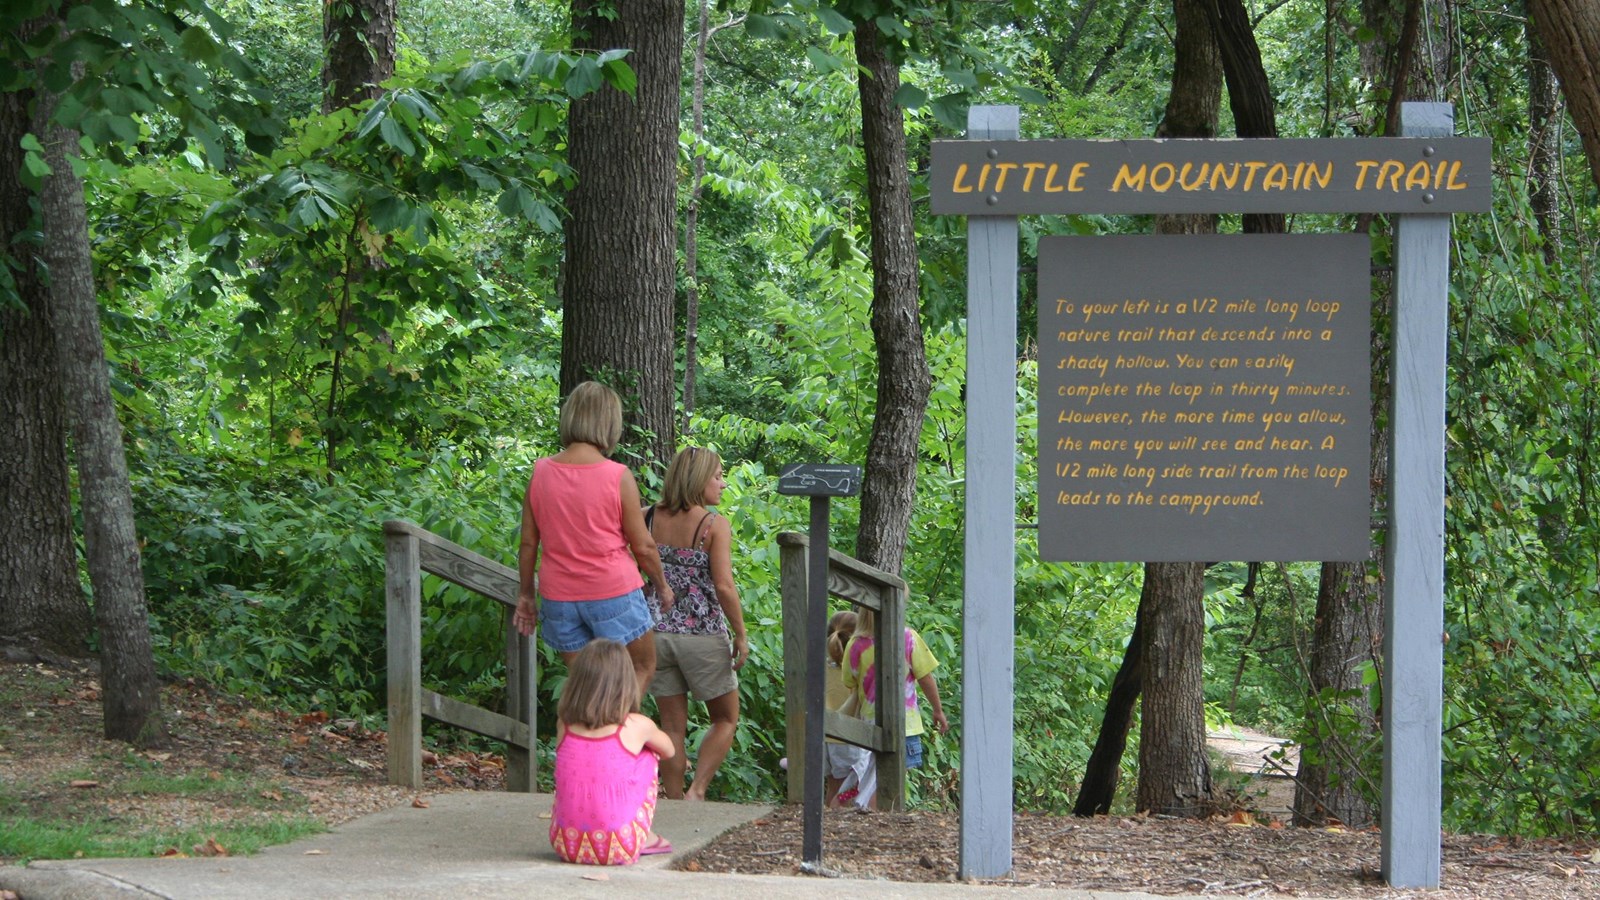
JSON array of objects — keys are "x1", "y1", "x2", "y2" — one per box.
[{"x1": 1, "y1": 0, "x2": 1597, "y2": 845}]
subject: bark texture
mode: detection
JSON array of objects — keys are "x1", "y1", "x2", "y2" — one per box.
[
  {"x1": 322, "y1": 0, "x2": 398, "y2": 113},
  {"x1": 39, "y1": 108, "x2": 165, "y2": 746},
  {"x1": 850, "y1": 21, "x2": 930, "y2": 576},
  {"x1": 560, "y1": 0, "x2": 684, "y2": 470},
  {"x1": 1073, "y1": 593, "x2": 1145, "y2": 816},
  {"x1": 1293, "y1": 561, "x2": 1381, "y2": 826},
  {"x1": 1527, "y1": 0, "x2": 1600, "y2": 191},
  {"x1": 1137, "y1": 561, "x2": 1212, "y2": 816},
  {"x1": 0, "y1": 36, "x2": 90, "y2": 653},
  {"x1": 1526, "y1": 11, "x2": 1563, "y2": 260}
]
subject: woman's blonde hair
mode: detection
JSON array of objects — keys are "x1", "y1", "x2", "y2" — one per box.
[
  {"x1": 827, "y1": 610, "x2": 857, "y2": 665},
  {"x1": 557, "y1": 639, "x2": 638, "y2": 729},
  {"x1": 659, "y1": 446, "x2": 723, "y2": 512},
  {"x1": 558, "y1": 381, "x2": 624, "y2": 454}
]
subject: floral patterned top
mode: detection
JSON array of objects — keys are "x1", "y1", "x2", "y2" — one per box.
[{"x1": 644, "y1": 510, "x2": 727, "y2": 636}]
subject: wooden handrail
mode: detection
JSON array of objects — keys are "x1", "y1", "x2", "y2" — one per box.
[
  {"x1": 383, "y1": 520, "x2": 536, "y2": 792},
  {"x1": 778, "y1": 531, "x2": 908, "y2": 810}
]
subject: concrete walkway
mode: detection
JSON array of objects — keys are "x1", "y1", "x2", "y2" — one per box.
[{"x1": 0, "y1": 792, "x2": 1216, "y2": 900}]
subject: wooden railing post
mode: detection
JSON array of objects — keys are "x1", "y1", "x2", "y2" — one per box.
[
  {"x1": 384, "y1": 524, "x2": 423, "y2": 788},
  {"x1": 504, "y1": 613, "x2": 536, "y2": 792},
  {"x1": 780, "y1": 536, "x2": 809, "y2": 803}
]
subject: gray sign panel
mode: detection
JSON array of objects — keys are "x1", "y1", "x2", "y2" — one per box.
[
  {"x1": 930, "y1": 137, "x2": 1491, "y2": 215},
  {"x1": 1037, "y1": 234, "x2": 1371, "y2": 562},
  {"x1": 777, "y1": 463, "x2": 863, "y2": 497}
]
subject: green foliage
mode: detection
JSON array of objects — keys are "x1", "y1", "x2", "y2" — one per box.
[{"x1": 0, "y1": 813, "x2": 325, "y2": 862}]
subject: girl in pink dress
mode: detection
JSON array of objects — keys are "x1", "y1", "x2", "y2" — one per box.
[{"x1": 550, "y1": 639, "x2": 676, "y2": 864}]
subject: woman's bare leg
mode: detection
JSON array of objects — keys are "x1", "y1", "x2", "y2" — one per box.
[
  {"x1": 655, "y1": 693, "x2": 690, "y2": 799},
  {"x1": 685, "y1": 689, "x2": 739, "y2": 801}
]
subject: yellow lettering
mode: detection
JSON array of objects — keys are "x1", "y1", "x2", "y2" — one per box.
[
  {"x1": 992, "y1": 162, "x2": 1018, "y2": 192},
  {"x1": 1067, "y1": 161, "x2": 1088, "y2": 192},
  {"x1": 1446, "y1": 160, "x2": 1468, "y2": 190},
  {"x1": 1209, "y1": 163, "x2": 1240, "y2": 191},
  {"x1": 1263, "y1": 162, "x2": 1290, "y2": 190},
  {"x1": 1241, "y1": 160, "x2": 1268, "y2": 189},
  {"x1": 1044, "y1": 163, "x2": 1066, "y2": 193},
  {"x1": 952, "y1": 163, "x2": 973, "y2": 193},
  {"x1": 1405, "y1": 160, "x2": 1430, "y2": 190},
  {"x1": 1022, "y1": 162, "x2": 1047, "y2": 191},
  {"x1": 1150, "y1": 162, "x2": 1176, "y2": 192},
  {"x1": 1305, "y1": 161, "x2": 1332, "y2": 189},
  {"x1": 1111, "y1": 164, "x2": 1146, "y2": 192},
  {"x1": 1353, "y1": 160, "x2": 1378, "y2": 189},
  {"x1": 977, "y1": 163, "x2": 992, "y2": 192},
  {"x1": 1178, "y1": 162, "x2": 1206, "y2": 191},
  {"x1": 1378, "y1": 160, "x2": 1404, "y2": 190}
]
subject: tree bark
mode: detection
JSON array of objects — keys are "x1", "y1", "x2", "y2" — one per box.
[
  {"x1": 1204, "y1": 0, "x2": 1285, "y2": 235},
  {"x1": 38, "y1": 108, "x2": 167, "y2": 747},
  {"x1": 0, "y1": 33, "x2": 89, "y2": 654},
  {"x1": 1528, "y1": 0, "x2": 1599, "y2": 195},
  {"x1": 1073, "y1": 592, "x2": 1145, "y2": 816},
  {"x1": 1137, "y1": 561, "x2": 1212, "y2": 816},
  {"x1": 850, "y1": 20, "x2": 931, "y2": 576},
  {"x1": 1526, "y1": 11, "x2": 1562, "y2": 261},
  {"x1": 560, "y1": 0, "x2": 683, "y2": 471},
  {"x1": 1133, "y1": 0, "x2": 1220, "y2": 819},
  {"x1": 682, "y1": 0, "x2": 710, "y2": 427},
  {"x1": 322, "y1": 0, "x2": 398, "y2": 113},
  {"x1": 1293, "y1": 561, "x2": 1380, "y2": 826}
]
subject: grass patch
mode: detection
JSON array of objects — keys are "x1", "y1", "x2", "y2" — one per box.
[{"x1": 0, "y1": 814, "x2": 327, "y2": 864}]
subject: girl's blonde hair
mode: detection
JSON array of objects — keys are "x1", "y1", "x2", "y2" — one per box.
[
  {"x1": 557, "y1": 639, "x2": 638, "y2": 729},
  {"x1": 659, "y1": 446, "x2": 723, "y2": 512},
  {"x1": 826, "y1": 610, "x2": 857, "y2": 665},
  {"x1": 558, "y1": 381, "x2": 624, "y2": 455}
]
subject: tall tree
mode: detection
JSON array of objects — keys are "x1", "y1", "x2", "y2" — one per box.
[
  {"x1": 38, "y1": 99, "x2": 167, "y2": 744},
  {"x1": 1526, "y1": 10, "x2": 1563, "y2": 259},
  {"x1": 560, "y1": 0, "x2": 683, "y2": 469},
  {"x1": 322, "y1": 0, "x2": 397, "y2": 112},
  {"x1": 1527, "y1": 0, "x2": 1600, "y2": 191},
  {"x1": 0, "y1": 17, "x2": 89, "y2": 654},
  {"x1": 848, "y1": 18, "x2": 930, "y2": 576}
]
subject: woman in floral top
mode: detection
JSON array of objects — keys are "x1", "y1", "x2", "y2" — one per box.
[{"x1": 643, "y1": 447, "x2": 750, "y2": 800}]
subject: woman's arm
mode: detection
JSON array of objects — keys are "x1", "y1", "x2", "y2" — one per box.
[
  {"x1": 706, "y1": 515, "x2": 750, "y2": 670},
  {"x1": 513, "y1": 490, "x2": 541, "y2": 636},
  {"x1": 619, "y1": 471, "x2": 674, "y2": 610},
  {"x1": 917, "y1": 673, "x2": 949, "y2": 733}
]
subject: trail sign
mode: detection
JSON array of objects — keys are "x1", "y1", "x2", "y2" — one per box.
[{"x1": 777, "y1": 463, "x2": 862, "y2": 497}]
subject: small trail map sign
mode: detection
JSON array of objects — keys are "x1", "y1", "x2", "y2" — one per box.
[{"x1": 1038, "y1": 233, "x2": 1371, "y2": 561}]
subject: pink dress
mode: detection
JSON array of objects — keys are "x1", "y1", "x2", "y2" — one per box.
[{"x1": 549, "y1": 725, "x2": 660, "y2": 865}]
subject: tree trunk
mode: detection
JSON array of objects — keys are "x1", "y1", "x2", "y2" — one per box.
[
  {"x1": 850, "y1": 20, "x2": 931, "y2": 576},
  {"x1": 1526, "y1": 2, "x2": 1568, "y2": 252},
  {"x1": 682, "y1": 0, "x2": 710, "y2": 427},
  {"x1": 1204, "y1": 0, "x2": 1285, "y2": 235},
  {"x1": 0, "y1": 40, "x2": 89, "y2": 654},
  {"x1": 1137, "y1": 561, "x2": 1212, "y2": 816},
  {"x1": 1293, "y1": 561, "x2": 1380, "y2": 826},
  {"x1": 1528, "y1": 0, "x2": 1600, "y2": 191},
  {"x1": 1073, "y1": 592, "x2": 1145, "y2": 816},
  {"x1": 1133, "y1": 0, "x2": 1220, "y2": 819},
  {"x1": 560, "y1": 0, "x2": 683, "y2": 471},
  {"x1": 38, "y1": 109, "x2": 166, "y2": 747},
  {"x1": 322, "y1": 0, "x2": 398, "y2": 113}
]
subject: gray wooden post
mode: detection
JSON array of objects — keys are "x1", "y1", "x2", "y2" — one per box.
[
  {"x1": 960, "y1": 104, "x2": 1019, "y2": 880},
  {"x1": 780, "y1": 538, "x2": 809, "y2": 803},
  {"x1": 504, "y1": 617, "x2": 536, "y2": 792},
  {"x1": 1382, "y1": 101, "x2": 1451, "y2": 888},
  {"x1": 385, "y1": 528, "x2": 423, "y2": 788},
  {"x1": 802, "y1": 497, "x2": 830, "y2": 865}
]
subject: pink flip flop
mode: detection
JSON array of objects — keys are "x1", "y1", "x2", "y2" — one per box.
[{"x1": 640, "y1": 835, "x2": 674, "y2": 856}]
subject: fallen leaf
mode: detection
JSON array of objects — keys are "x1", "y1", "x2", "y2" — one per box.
[
  {"x1": 297, "y1": 711, "x2": 330, "y2": 727},
  {"x1": 580, "y1": 872, "x2": 610, "y2": 882},
  {"x1": 412, "y1": 796, "x2": 430, "y2": 808},
  {"x1": 1226, "y1": 810, "x2": 1255, "y2": 826},
  {"x1": 260, "y1": 790, "x2": 283, "y2": 801},
  {"x1": 538, "y1": 811, "x2": 552, "y2": 820},
  {"x1": 160, "y1": 848, "x2": 187, "y2": 858},
  {"x1": 69, "y1": 780, "x2": 99, "y2": 789},
  {"x1": 1552, "y1": 863, "x2": 1578, "y2": 877},
  {"x1": 421, "y1": 750, "x2": 439, "y2": 766},
  {"x1": 304, "y1": 849, "x2": 327, "y2": 856},
  {"x1": 681, "y1": 860, "x2": 702, "y2": 872},
  {"x1": 194, "y1": 838, "x2": 229, "y2": 857}
]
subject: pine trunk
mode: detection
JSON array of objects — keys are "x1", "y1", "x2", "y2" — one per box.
[
  {"x1": 851, "y1": 21, "x2": 931, "y2": 576},
  {"x1": 560, "y1": 0, "x2": 683, "y2": 471},
  {"x1": 39, "y1": 111, "x2": 166, "y2": 747},
  {"x1": 322, "y1": 0, "x2": 397, "y2": 113}
]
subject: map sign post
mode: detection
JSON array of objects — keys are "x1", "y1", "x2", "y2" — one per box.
[
  {"x1": 933, "y1": 103, "x2": 1488, "y2": 888},
  {"x1": 776, "y1": 463, "x2": 862, "y2": 869}
]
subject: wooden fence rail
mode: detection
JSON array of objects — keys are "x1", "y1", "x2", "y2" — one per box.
[
  {"x1": 778, "y1": 530, "x2": 907, "y2": 810},
  {"x1": 383, "y1": 519, "x2": 536, "y2": 792}
]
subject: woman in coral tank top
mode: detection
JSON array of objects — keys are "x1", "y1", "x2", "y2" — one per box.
[{"x1": 512, "y1": 381, "x2": 674, "y2": 697}]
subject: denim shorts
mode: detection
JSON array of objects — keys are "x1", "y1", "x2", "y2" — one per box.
[
  {"x1": 540, "y1": 589, "x2": 652, "y2": 652},
  {"x1": 904, "y1": 734, "x2": 924, "y2": 769}
]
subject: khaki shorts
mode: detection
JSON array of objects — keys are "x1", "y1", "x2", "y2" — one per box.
[{"x1": 648, "y1": 632, "x2": 737, "y2": 701}]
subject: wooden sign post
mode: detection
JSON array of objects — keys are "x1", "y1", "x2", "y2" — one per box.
[
  {"x1": 776, "y1": 462, "x2": 862, "y2": 870},
  {"x1": 932, "y1": 103, "x2": 1487, "y2": 888}
]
